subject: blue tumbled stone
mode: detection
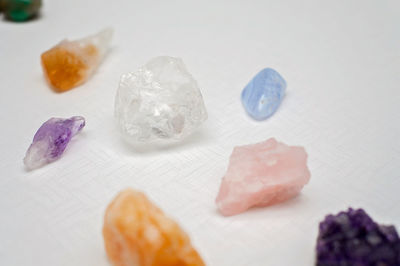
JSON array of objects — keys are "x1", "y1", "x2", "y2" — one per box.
[{"x1": 241, "y1": 68, "x2": 286, "y2": 120}]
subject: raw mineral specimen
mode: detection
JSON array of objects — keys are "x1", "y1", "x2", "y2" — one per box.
[
  {"x1": 316, "y1": 208, "x2": 400, "y2": 266},
  {"x1": 241, "y1": 68, "x2": 286, "y2": 120},
  {"x1": 114, "y1": 56, "x2": 208, "y2": 143},
  {"x1": 41, "y1": 28, "x2": 113, "y2": 92},
  {"x1": 216, "y1": 138, "x2": 310, "y2": 216},
  {"x1": 23, "y1": 116, "x2": 85, "y2": 170},
  {"x1": 103, "y1": 189, "x2": 205, "y2": 266},
  {"x1": 1, "y1": 0, "x2": 42, "y2": 22}
]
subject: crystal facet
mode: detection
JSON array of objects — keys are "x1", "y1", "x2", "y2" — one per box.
[
  {"x1": 114, "y1": 56, "x2": 207, "y2": 143},
  {"x1": 2, "y1": 0, "x2": 42, "y2": 22},
  {"x1": 241, "y1": 68, "x2": 286, "y2": 120},
  {"x1": 41, "y1": 28, "x2": 113, "y2": 92},
  {"x1": 103, "y1": 189, "x2": 205, "y2": 266},
  {"x1": 317, "y1": 208, "x2": 400, "y2": 266},
  {"x1": 23, "y1": 116, "x2": 85, "y2": 170},
  {"x1": 216, "y1": 138, "x2": 310, "y2": 216}
]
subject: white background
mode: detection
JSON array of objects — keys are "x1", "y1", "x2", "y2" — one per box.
[{"x1": 1, "y1": 0, "x2": 400, "y2": 265}]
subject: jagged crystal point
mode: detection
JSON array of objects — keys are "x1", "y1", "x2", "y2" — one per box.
[
  {"x1": 41, "y1": 28, "x2": 113, "y2": 92},
  {"x1": 114, "y1": 56, "x2": 208, "y2": 143},
  {"x1": 23, "y1": 116, "x2": 85, "y2": 170}
]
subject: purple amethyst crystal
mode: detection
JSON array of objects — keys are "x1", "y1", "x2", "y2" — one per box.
[
  {"x1": 316, "y1": 208, "x2": 400, "y2": 266},
  {"x1": 23, "y1": 116, "x2": 85, "y2": 170}
]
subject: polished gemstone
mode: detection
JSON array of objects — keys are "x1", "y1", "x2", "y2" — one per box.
[
  {"x1": 41, "y1": 28, "x2": 113, "y2": 92},
  {"x1": 216, "y1": 138, "x2": 310, "y2": 216},
  {"x1": 317, "y1": 208, "x2": 400, "y2": 266},
  {"x1": 114, "y1": 56, "x2": 207, "y2": 143},
  {"x1": 103, "y1": 189, "x2": 205, "y2": 266},
  {"x1": 241, "y1": 68, "x2": 286, "y2": 120},
  {"x1": 23, "y1": 116, "x2": 85, "y2": 170},
  {"x1": 2, "y1": 0, "x2": 42, "y2": 22}
]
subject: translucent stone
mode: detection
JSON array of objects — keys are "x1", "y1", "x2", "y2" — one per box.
[
  {"x1": 23, "y1": 116, "x2": 85, "y2": 170},
  {"x1": 103, "y1": 189, "x2": 205, "y2": 266},
  {"x1": 41, "y1": 28, "x2": 113, "y2": 92},
  {"x1": 114, "y1": 56, "x2": 208, "y2": 143},
  {"x1": 241, "y1": 68, "x2": 286, "y2": 120},
  {"x1": 216, "y1": 138, "x2": 310, "y2": 216}
]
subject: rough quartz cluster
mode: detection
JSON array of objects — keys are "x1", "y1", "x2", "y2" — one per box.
[
  {"x1": 216, "y1": 138, "x2": 310, "y2": 216},
  {"x1": 114, "y1": 56, "x2": 207, "y2": 143},
  {"x1": 41, "y1": 28, "x2": 113, "y2": 92},
  {"x1": 241, "y1": 68, "x2": 286, "y2": 120},
  {"x1": 103, "y1": 189, "x2": 205, "y2": 266},
  {"x1": 23, "y1": 116, "x2": 85, "y2": 170},
  {"x1": 317, "y1": 208, "x2": 400, "y2": 266}
]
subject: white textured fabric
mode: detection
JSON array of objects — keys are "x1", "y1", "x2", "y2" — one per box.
[{"x1": 0, "y1": 0, "x2": 399, "y2": 265}]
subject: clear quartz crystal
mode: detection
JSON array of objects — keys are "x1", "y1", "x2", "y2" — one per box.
[{"x1": 114, "y1": 56, "x2": 208, "y2": 143}]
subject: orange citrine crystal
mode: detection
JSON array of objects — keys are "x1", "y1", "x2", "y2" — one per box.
[
  {"x1": 103, "y1": 189, "x2": 205, "y2": 266},
  {"x1": 40, "y1": 28, "x2": 113, "y2": 92},
  {"x1": 41, "y1": 45, "x2": 96, "y2": 92}
]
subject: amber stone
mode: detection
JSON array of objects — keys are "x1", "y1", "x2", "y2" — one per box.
[
  {"x1": 103, "y1": 189, "x2": 205, "y2": 266},
  {"x1": 41, "y1": 45, "x2": 96, "y2": 92}
]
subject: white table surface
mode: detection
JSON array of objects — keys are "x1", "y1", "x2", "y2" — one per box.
[{"x1": 1, "y1": 0, "x2": 400, "y2": 265}]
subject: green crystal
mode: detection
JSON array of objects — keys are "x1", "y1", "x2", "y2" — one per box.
[{"x1": 2, "y1": 0, "x2": 42, "y2": 22}]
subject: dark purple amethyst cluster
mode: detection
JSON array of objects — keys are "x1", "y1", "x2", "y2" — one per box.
[{"x1": 316, "y1": 208, "x2": 400, "y2": 266}]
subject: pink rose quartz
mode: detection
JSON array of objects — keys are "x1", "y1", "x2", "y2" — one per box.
[{"x1": 216, "y1": 138, "x2": 311, "y2": 216}]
